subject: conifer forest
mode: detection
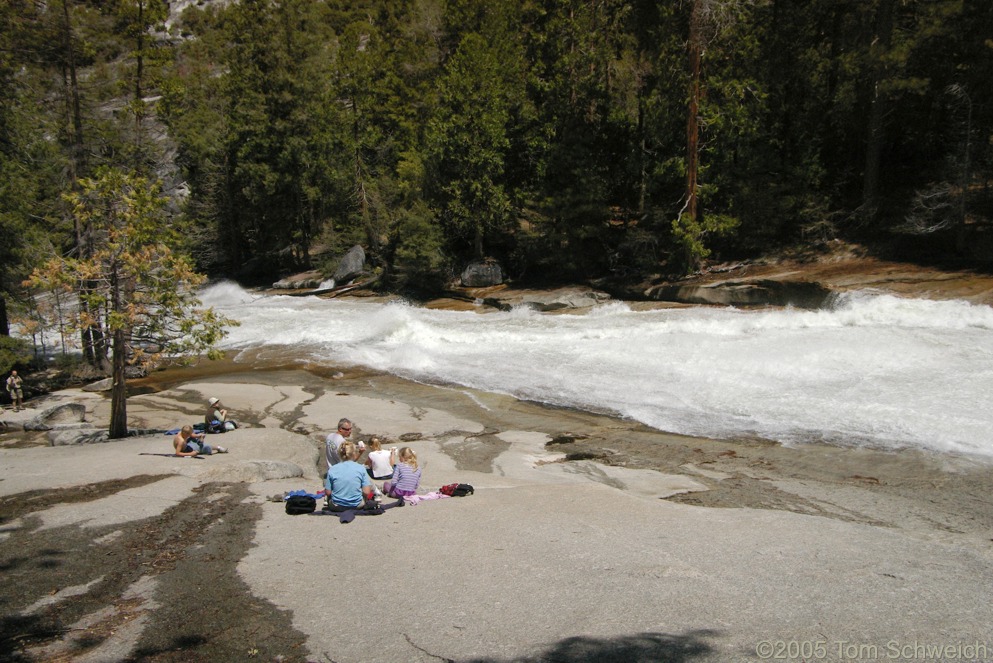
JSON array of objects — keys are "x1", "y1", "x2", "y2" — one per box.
[{"x1": 2, "y1": 0, "x2": 993, "y2": 330}]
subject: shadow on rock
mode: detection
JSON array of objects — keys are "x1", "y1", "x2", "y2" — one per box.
[
  {"x1": 467, "y1": 629, "x2": 718, "y2": 663},
  {"x1": 0, "y1": 613, "x2": 66, "y2": 662},
  {"x1": 127, "y1": 633, "x2": 209, "y2": 660}
]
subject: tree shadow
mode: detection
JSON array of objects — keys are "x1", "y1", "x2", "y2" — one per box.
[
  {"x1": 465, "y1": 629, "x2": 719, "y2": 663},
  {"x1": 0, "y1": 613, "x2": 66, "y2": 662},
  {"x1": 127, "y1": 633, "x2": 209, "y2": 660}
]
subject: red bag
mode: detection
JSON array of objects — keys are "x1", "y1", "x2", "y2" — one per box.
[{"x1": 439, "y1": 483, "x2": 459, "y2": 496}]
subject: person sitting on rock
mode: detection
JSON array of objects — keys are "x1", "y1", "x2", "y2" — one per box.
[
  {"x1": 324, "y1": 440, "x2": 375, "y2": 510},
  {"x1": 174, "y1": 425, "x2": 227, "y2": 456},
  {"x1": 325, "y1": 417, "x2": 353, "y2": 469},
  {"x1": 206, "y1": 397, "x2": 238, "y2": 432},
  {"x1": 382, "y1": 447, "x2": 422, "y2": 502},
  {"x1": 365, "y1": 436, "x2": 397, "y2": 480}
]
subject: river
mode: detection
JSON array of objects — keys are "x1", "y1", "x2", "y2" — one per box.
[{"x1": 200, "y1": 282, "x2": 993, "y2": 459}]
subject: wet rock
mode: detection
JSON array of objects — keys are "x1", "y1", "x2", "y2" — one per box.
[
  {"x1": 645, "y1": 279, "x2": 832, "y2": 309},
  {"x1": 273, "y1": 277, "x2": 322, "y2": 289},
  {"x1": 496, "y1": 287, "x2": 611, "y2": 311}
]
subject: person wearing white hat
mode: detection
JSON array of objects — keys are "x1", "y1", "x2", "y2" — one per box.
[{"x1": 206, "y1": 396, "x2": 238, "y2": 431}]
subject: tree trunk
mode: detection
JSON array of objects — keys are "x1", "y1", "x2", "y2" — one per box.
[
  {"x1": 686, "y1": 0, "x2": 702, "y2": 229},
  {"x1": 109, "y1": 326, "x2": 128, "y2": 438},
  {"x1": 61, "y1": 0, "x2": 106, "y2": 368},
  {"x1": 60, "y1": 0, "x2": 84, "y2": 184},
  {"x1": 862, "y1": 0, "x2": 895, "y2": 223},
  {"x1": 0, "y1": 296, "x2": 8, "y2": 337},
  {"x1": 133, "y1": 0, "x2": 146, "y2": 170},
  {"x1": 109, "y1": 268, "x2": 128, "y2": 439},
  {"x1": 638, "y1": 95, "x2": 647, "y2": 216}
]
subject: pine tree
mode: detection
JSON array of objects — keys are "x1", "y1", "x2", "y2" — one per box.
[{"x1": 28, "y1": 169, "x2": 234, "y2": 438}]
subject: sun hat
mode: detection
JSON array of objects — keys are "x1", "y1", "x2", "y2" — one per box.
[{"x1": 209, "y1": 397, "x2": 220, "y2": 406}]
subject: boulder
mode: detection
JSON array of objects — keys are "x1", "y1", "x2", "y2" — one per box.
[
  {"x1": 24, "y1": 403, "x2": 87, "y2": 431},
  {"x1": 507, "y1": 288, "x2": 611, "y2": 312},
  {"x1": 333, "y1": 245, "x2": 366, "y2": 285},
  {"x1": 461, "y1": 260, "x2": 504, "y2": 287},
  {"x1": 82, "y1": 378, "x2": 114, "y2": 392},
  {"x1": 272, "y1": 273, "x2": 323, "y2": 289},
  {"x1": 125, "y1": 366, "x2": 147, "y2": 379},
  {"x1": 645, "y1": 279, "x2": 832, "y2": 309}
]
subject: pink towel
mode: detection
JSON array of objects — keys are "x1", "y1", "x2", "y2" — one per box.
[{"x1": 402, "y1": 492, "x2": 450, "y2": 505}]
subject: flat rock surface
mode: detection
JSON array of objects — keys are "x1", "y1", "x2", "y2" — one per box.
[{"x1": 1, "y1": 367, "x2": 991, "y2": 662}]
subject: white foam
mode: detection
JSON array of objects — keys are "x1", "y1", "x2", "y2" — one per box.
[{"x1": 203, "y1": 284, "x2": 993, "y2": 457}]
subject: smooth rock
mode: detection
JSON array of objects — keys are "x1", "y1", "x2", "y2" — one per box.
[
  {"x1": 24, "y1": 403, "x2": 87, "y2": 431},
  {"x1": 333, "y1": 245, "x2": 366, "y2": 285},
  {"x1": 49, "y1": 428, "x2": 110, "y2": 446}
]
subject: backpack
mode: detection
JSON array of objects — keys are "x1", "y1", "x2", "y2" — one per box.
[
  {"x1": 440, "y1": 483, "x2": 474, "y2": 497},
  {"x1": 205, "y1": 420, "x2": 226, "y2": 434},
  {"x1": 285, "y1": 495, "x2": 317, "y2": 515}
]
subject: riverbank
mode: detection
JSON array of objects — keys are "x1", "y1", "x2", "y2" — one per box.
[{"x1": 1, "y1": 358, "x2": 992, "y2": 662}]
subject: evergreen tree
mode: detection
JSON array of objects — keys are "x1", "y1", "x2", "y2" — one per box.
[
  {"x1": 425, "y1": 29, "x2": 520, "y2": 262},
  {"x1": 28, "y1": 169, "x2": 233, "y2": 438}
]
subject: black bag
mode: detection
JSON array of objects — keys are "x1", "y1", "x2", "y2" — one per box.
[
  {"x1": 440, "y1": 483, "x2": 474, "y2": 497},
  {"x1": 285, "y1": 495, "x2": 317, "y2": 515}
]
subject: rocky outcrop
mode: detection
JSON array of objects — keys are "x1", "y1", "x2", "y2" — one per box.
[
  {"x1": 82, "y1": 378, "x2": 114, "y2": 392},
  {"x1": 440, "y1": 285, "x2": 613, "y2": 312},
  {"x1": 490, "y1": 287, "x2": 612, "y2": 312},
  {"x1": 333, "y1": 245, "x2": 366, "y2": 285},
  {"x1": 23, "y1": 403, "x2": 88, "y2": 431},
  {"x1": 645, "y1": 280, "x2": 833, "y2": 309},
  {"x1": 461, "y1": 260, "x2": 504, "y2": 287},
  {"x1": 272, "y1": 270, "x2": 324, "y2": 290}
]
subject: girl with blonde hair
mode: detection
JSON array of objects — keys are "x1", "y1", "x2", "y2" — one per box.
[
  {"x1": 325, "y1": 440, "x2": 375, "y2": 509},
  {"x1": 365, "y1": 436, "x2": 397, "y2": 480},
  {"x1": 382, "y1": 447, "x2": 421, "y2": 500}
]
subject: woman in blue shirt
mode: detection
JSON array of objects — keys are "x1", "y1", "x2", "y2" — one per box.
[{"x1": 325, "y1": 440, "x2": 375, "y2": 509}]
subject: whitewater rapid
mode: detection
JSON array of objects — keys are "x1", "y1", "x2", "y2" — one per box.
[{"x1": 199, "y1": 282, "x2": 993, "y2": 458}]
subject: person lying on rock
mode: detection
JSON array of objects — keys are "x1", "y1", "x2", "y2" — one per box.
[
  {"x1": 324, "y1": 440, "x2": 376, "y2": 510},
  {"x1": 174, "y1": 425, "x2": 227, "y2": 456}
]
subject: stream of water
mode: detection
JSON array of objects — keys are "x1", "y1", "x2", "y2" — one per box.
[{"x1": 200, "y1": 282, "x2": 993, "y2": 458}]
